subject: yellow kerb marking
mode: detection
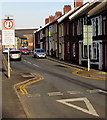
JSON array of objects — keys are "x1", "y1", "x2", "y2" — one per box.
[{"x1": 19, "y1": 73, "x2": 44, "y2": 94}]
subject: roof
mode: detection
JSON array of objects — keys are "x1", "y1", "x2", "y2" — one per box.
[
  {"x1": 69, "y1": 0, "x2": 103, "y2": 20},
  {"x1": 57, "y1": 8, "x2": 75, "y2": 23},
  {"x1": 69, "y1": 2, "x2": 90, "y2": 20},
  {"x1": 88, "y1": 0, "x2": 107, "y2": 16},
  {"x1": 15, "y1": 28, "x2": 38, "y2": 38},
  {"x1": 35, "y1": 16, "x2": 60, "y2": 33}
]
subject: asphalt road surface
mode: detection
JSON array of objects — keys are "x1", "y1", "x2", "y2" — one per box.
[{"x1": 11, "y1": 54, "x2": 106, "y2": 119}]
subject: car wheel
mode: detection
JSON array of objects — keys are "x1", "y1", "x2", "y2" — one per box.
[{"x1": 19, "y1": 58, "x2": 21, "y2": 61}]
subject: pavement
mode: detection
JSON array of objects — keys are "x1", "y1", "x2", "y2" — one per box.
[{"x1": 2, "y1": 69, "x2": 28, "y2": 118}]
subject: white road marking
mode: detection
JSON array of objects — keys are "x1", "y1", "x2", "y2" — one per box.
[
  {"x1": 27, "y1": 61, "x2": 31, "y2": 64},
  {"x1": 87, "y1": 89, "x2": 100, "y2": 93},
  {"x1": 27, "y1": 94, "x2": 32, "y2": 98},
  {"x1": 33, "y1": 64, "x2": 40, "y2": 68},
  {"x1": 67, "y1": 91, "x2": 83, "y2": 94},
  {"x1": 86, "y1": 89, "x2": 107, "y2": 94},
  {"x1": 34, "y1": 93, "x2": 41, "y2": 97},
  {"x1": 23, "y1": 59, "x2": 27, "y2": 62},
  {"x1": 57, "y1": 97, "x2": 99, "y2": 117},
  {"x1": 48, "y1": 92, "x2": 63, "y2": 96},
  {"x1": 98, "y1": 89, "x2": 107, "y2": 94}
]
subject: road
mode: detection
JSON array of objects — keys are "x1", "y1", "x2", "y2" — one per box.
[{"x1": 11, "y1": 54, "x2": 106, "y2": 119}]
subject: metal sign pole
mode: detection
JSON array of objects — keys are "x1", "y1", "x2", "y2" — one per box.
[
  {"x1": 8, "y1": 47, "x2": 10, "y2": 78},
  {"x1": 87, "y1": 43, "x2": 90, "y2": 71},
  {"x1": 2, "y1": 15, "x2": 15, "y2": 79},
  {"x1": 87, "y1": 26, "x2": 90, "y2": 71}
]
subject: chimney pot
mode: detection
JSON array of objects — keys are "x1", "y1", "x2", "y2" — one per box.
[{"x1": 63, "y1": 5, "x2": 71, "y2": 14}]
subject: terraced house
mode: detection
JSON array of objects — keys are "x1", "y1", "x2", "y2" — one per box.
[{"x1": 34, "y1": 0, "x2": 107, "y2": 71}]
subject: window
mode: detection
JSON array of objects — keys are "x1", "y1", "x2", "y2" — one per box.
[
  {"x1": 73, "y1": 23, "x2": 74, "y2": 36},
  {"x1": 80, "y1": 18, "x2": 83, "y2": 35},
  {"x1": 92, "y1": 18, "x2": 96, "y2": 36},
  {"x1": 91, "y1": 42, "x2": 98, "y2": 60},
  {"x1": 77, "y1": 20, "x2": 80, "y2": 35},
  {"x1": 83, "y1": 45, "x2": 87, "y2": 58},
  {"x1": 59, "y1": 43, "x2": 62, "y2": 53},
  {"x1": 67, "y1": 22, "x2": 69, "y2": 35},
  {"x1": 103, "y1": 16, "x2": 106, "y2": 35},
  {"x1": 96, "y1": 18, "x2": 98, "y2": 36},
  {"x1": 98, "y1": 16, "x2": 102, "y2": 35},
  {"x1": 73, "y1": 43, "x2": 76, "y2": 57},
  {"x1": 62, "y1": 24, "x2": 64, "y2": 36},
  {"x1": 67, "y1": 42, "x2": 70, "y2": 54}
]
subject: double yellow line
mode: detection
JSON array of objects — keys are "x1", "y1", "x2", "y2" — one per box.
[
  {"x1": 19, "y1": 73, "x2": 44, "y2": 95},
  {"x1": 47, "y1": 57, "x2": 107, "y2": 80}
]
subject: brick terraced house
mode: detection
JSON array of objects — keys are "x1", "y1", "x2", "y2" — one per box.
[{"x1": 34, "y1": 0, "x2": 107, "y2": 71}]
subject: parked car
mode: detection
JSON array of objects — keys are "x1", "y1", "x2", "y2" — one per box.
[
  {"x1": 9, "y1": 49, "x2": 22, "y2": 60},
  {"x1": 10, "y1": 48, "x2": 16, "y2": 50},
  {"x1": 2, "y1": 48, "x2": 8, "y2": 54},
  {"x1": 19, "y1": 48, "x2": 23, "y2": 53},
  {"x1": 22, "y1": 49, "x2": 30, "y2": 55},
  {"x1": 33, "y1": 49, "x2": 46, "y2": 58}
]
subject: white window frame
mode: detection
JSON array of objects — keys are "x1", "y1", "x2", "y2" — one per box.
[
  {"x1": 73, "y1": 43, "x2": 76, "y2": 57},
  {"x1": 91, "y1": 42, "x2": 98, "y2": 60}
]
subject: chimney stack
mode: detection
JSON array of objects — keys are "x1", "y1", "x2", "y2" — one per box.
[
  {"x1": 49, "y1": 15, "x2": 55, "y2": 22},
  {"x1": 55, "y1": 12, "x2": 62, "y2": 19},
  {"x1": 45, "y1": 18, "x2": 49, "y2": 24},
  {"x1": 63, "y1": 5, "x2": 71, "y2": 14},
  {"x1": 74, "y1": 0, "x2": 83, "y2": 8}
]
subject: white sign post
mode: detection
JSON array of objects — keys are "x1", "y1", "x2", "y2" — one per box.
[
  {"x1": 2, "y1": 17, "x2": 15, "y2": 79},
  {"x1": 83, "y1": 25, "x2": 93, "y2": 71}
]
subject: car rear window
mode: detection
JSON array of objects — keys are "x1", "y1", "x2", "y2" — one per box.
[
  {"x1": 10, "y1": 51, "x2": 20, "y2": 54},
  {"x1": 23, "y1": 49, "x2": 29, "y2": 51},
  {"x1": 36, "y1": 49, "x2": 44, "y2": 52},
  {"x1": 4, "y1": 48, "x2": 8, "y2": 50}
]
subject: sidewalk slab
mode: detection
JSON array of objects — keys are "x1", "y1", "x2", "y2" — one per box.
[{"x1": 2, "y1": 71, "x2": 28, "y2": 118}]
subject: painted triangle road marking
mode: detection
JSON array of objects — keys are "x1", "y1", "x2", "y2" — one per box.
[{"x1": 56, "y1": 97, "x2": 99, "y2": 117}]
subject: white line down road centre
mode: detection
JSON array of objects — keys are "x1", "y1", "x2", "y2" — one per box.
[{"x1": 56, "y1": 97, "x2": 99, "y2": 117}]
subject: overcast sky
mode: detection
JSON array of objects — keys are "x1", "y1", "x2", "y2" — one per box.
[{"x1": 0, "y1": 0, "x2": 90, "y2": 29}]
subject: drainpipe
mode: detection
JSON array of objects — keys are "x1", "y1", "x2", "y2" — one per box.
[{"x1": 57, "y1": 23, "x2": 59, "y2": 59}]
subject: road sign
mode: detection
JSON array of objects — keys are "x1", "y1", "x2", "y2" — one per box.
[
  {"x1": 2, "y1": 30, "x2": 15, "y2": 45},
  {"x1": 2, "y1": 19, "x2": 14, "y2": 30},
  {"x1": 2, "y1": 19, "x2": 15, "y2": 45},
  {"x1": 83, "y1": 25, "x2": 93, "y2": 45},
  {"x1": 3, "y1": 20, "x2": 14, "y2": 29}
]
